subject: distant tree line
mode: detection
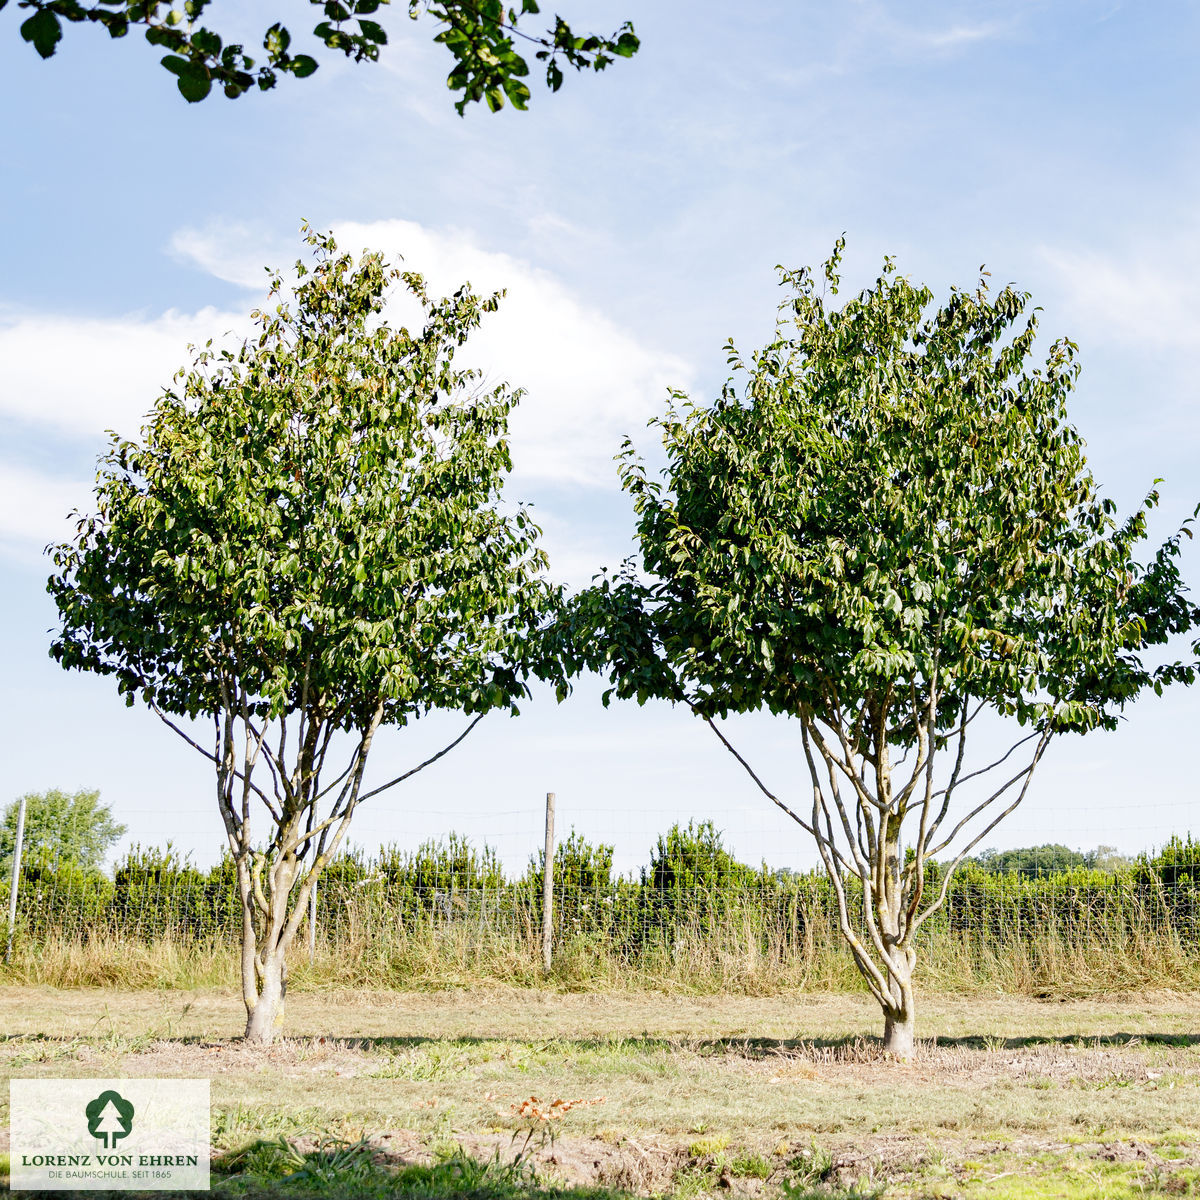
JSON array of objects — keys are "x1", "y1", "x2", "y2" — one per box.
[
  {"x1": 0, "y1": 789, "x2": 1159, "y2": 886},
  {"x1": 964, "y1": 844, "x2": 1133, "y2": 875}
]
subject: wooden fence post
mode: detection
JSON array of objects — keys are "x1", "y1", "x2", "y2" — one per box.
[
  {"x1": 5, "y1": 792, "x2": 28, "y2": 963},
  {"x1": 542, "y1": 792, "x2": 555, "y2": 973},
  {"x1": 308, "y1": 875, "x2": 317, "y2": 966}
]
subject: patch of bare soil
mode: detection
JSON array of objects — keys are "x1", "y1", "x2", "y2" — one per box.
[
  {"x1": 299, "y1": 1130, "x2": 693, "y2": 1196},
  {"x1": 741, "y1": 1035, "x2": 1191, "y2": 1089},
  {"x1": 268, "y1": 1129, "x2": 1200, "y2": 1195},
  {"x1": 127, "y1": 1035, "x2": 377, "y2": 1079}
]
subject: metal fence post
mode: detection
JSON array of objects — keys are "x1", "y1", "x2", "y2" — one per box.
[
  {"x1": 5, "y1": 793, "x2": 28, "y2": 963},
  {"x1": 542, "y1": 791, "x2": 555, "y2": 973}
]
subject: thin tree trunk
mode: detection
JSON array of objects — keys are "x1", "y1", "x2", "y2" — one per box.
[
  {"x1": 244, "y1": 947, "x2": 287, "y2": 1044},
  {"x1": 882, "y1": 1004, "x2": 915, "y2": 1059},
  {"x1": 878, "y1": 815, "x2": 917, "y2": 1060}
]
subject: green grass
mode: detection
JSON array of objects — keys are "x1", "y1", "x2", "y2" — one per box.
[{"x1": 5, "y1": 988, "x2": 1200, "y2": 1197}]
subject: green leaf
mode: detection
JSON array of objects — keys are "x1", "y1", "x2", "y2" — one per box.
[
  {"x1": 290, "y1": 53, "x2": 318, "y2": 78},
  {"x1": 357, "y1": 18, "x2": 387, "y2": 43},
  {"x1": 166, "y1": 57, "x2": 213, "y2": 101},
  {"x1": 263, "y1": 21, "x2": 291, "y2": 57},
  {"x1": 20, "y1": 9, "x2": 63, "y2": 59}
]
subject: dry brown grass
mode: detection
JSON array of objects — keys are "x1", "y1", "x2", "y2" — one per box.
[{"x1": 6, "y1": 914, "x2": 1199, "y2": 1000}]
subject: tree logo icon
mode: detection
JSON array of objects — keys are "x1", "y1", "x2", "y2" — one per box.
[{"x1": 85, "y1": 1090, "x2": 135, "y2": 1148}]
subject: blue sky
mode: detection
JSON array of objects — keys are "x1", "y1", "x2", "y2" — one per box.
[{"x1": 1, "y1": 0, "x2": 1198, "y2": 875}]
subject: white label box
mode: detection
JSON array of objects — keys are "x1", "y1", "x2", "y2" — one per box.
[{"x1": 10, "y1": 1079, "x2": 209, "y2": 1191}]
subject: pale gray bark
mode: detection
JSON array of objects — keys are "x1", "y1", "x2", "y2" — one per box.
[
  {"x1": 154, "y1": 684, "x2": 485, "y2": 1045},
  {"x1": 704, "y1": 682, "x2": 1052, "y2": 1062}
]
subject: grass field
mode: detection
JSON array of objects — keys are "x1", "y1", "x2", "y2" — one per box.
[{"x1": 3, "y1": 986, "x2": 1200, "y2": 1197}]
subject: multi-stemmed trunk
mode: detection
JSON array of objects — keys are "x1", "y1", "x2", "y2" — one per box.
[
  {"x1": 236, "y1": 849, "x2": 308, "y2": 1046},
  {"x1": 205, "y1": 694, "x2": 474, "y2": 1045},
  {"x1": 875, "y1": 822, "x2": 917, "y2": 1059},
  {"x1": 216, "y1": 701, "x2": 384, "y2": 1047},
  {"x1": 708, "y1": 690, "x2": 1052, "y2": 1064}
]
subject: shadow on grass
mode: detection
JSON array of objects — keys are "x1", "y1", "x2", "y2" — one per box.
[
  {"x1": 205, "y1": 1138, "x2": 880, "y2": 1200},
  {"x1": 6, "y1": 1026, "x2": 1200, "y2": 1062},
  {"x1": 209, "y1": 1137, "x2": 641, "y2": 1199},
  {"x1": 341, "y1": 1029, "x2": 1200, "y2": 1057}
]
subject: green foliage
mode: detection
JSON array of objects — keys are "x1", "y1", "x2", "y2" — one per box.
[
  {"x1": 1137, "y1": 835, "x2": 1200, "y2": 887},
  {"x1": 0, "y1": 788, "x2": 125, "y2": 875},
  {"x1": 7, "y1": 0, "x2": 638, "y2": 109},
  {"x1": 46, "y1": 226, "x2": 558, "y2": 1036},
  {"x1": 573, "y1": 241, "x2": 1200, "y2": 734},
  {"x1": 8, "y1": 829, "x2": 1200, "y2": 979},
  {"x1": 556, "y1": 240, "x2": 1200, "y2": 1041},
  {"x1": 523, "y1": 828, "x2": 616, "y2": 939},
  {"x1": 645, "y1": 820, "x2": 756, "y2": 892},
  {"x1": 727, "y1": 1151, "x2": 773, "y2": 1179},
  {"x1": 50, "y1": 226, "x2": 556, "y2": 734},
  {"x1": 968, "y1": 844, "x2": 1089, "y2": 875},
  {"x1": 380, "y1": 832, "x2": 506, "y2": 892},
  {"x1": 525, "y1": 828, "x2": 614, "y2": 893},
  {"x1": 967, "y1": 844, "x2": 1133, "y2": 875}
]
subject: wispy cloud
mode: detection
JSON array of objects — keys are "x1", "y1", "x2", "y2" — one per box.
[
  {"x1": 847, "y1": 0, "x2": 1015, "y2": 59},
  {"x1": 1039, "y1": 235, "x2": 1200, "y2": 352},
  {"x1": 0, "y1": 462, "x2": 89, "y2": 565},
  {"x1": 0, "y1": 218, "x2": 692, "y2": 560},
  {"x1": 915, "y1": 22, "x2": 1007, "y2": 50},
  {"x1": 167, "y1": 225, "x2": 292, "y2": 292}
]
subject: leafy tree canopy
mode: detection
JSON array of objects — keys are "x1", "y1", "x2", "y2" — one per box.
[
  {"x1": 48, "y1": 226, "x2": 559, "y2": 1040},
  {"x1": 0, "y1": 788, "x2": 126, "y2": 875},
  {"x1": 966, "y1": 844, "x2": 1086, "y2": 874},
  {"x1": 6, "y1": 0, "x2": 638, "y2": 109},
  {"x1": 965, "y1": 844, "x2": 1133, "y2": 874},
  {"x1": 571, "y1": 241, "x2": 1199, "y2": 738},
  {"x1": 50, "y1": 227, "x2": 556, "y2": 733},
  {"x1": 557, "y1": 240, "x2": 1200, "y2": 1056}
]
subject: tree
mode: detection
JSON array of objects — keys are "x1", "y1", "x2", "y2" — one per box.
[
  {"x1": 965, "y1": 843, "x2": 1132, "y2": 874},
  {"x1": 48, "y1": 227, "x2": 558, "y2": 1043},
  {"x1": 565, "y1": 242, "x2": 1200, "y2": 1058},
  {"x1": 645, "y1": 820, "x2": 754, "y2": 892},
  {"x1": 966, "y1": 844, "x2": 1088, "y2": 874},
  {"x1": 0, "y1": 788, "x2": 126, "y2": 875},
  {"x1": 1085, "y1": 845, "x2": 1132, "y2": 873},
  {"x1": 7, "y1": 0, "x2": 638, "y2": 109}
]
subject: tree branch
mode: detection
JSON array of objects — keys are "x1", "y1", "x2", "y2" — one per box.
[
  {"x1": 355, "y1": 712, "x2": 488, "y2": 805},
  {"x1": 926, "y1": 731, "x2": 1052, "y2": 861},
  {"x1": 698, "y1": 713, "x2": 818, "y2": 838},
  {"x1": 912, "y1": 731, "x2": 1052, "y2": 934}
]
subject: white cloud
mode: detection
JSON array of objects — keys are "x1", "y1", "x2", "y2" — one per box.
[
  {"x1": 0, "y1": 306, "x2": 251, "y2": 440},
  {"x1": 342, "y1": 218, "x2": 691, "y2": 487},
  {"x1": 1039, "y1": 238, "x2": 1200, "y2": 351},
  {"x1": 167, "y1": 225, "x2": 290, "y2": 292},
  {"x1": 172, "y1": 215, "x2": 693, "y2": 489},
  {"x1": 0, "y1": 218, "x2": 692, "y2": 561},
  {"x1": 0, "y1": 462, "x2": 88, "y2": 562}
]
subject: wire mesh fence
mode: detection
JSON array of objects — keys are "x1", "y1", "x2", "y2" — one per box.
[{"x1": 4, "y1": 838, "x2": 1200, "y2": 965}]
